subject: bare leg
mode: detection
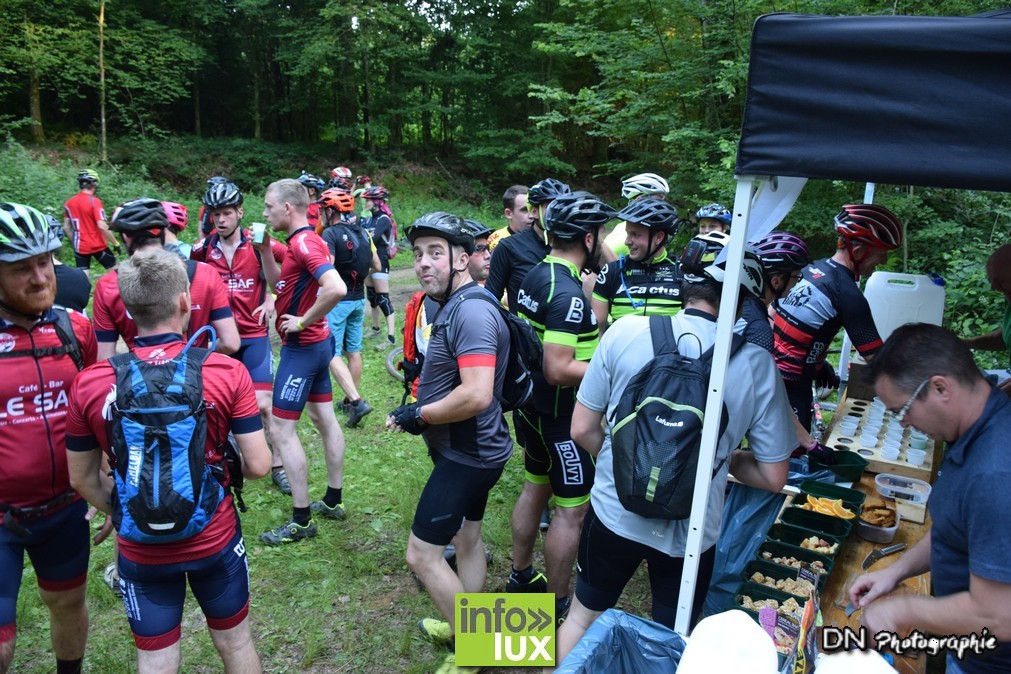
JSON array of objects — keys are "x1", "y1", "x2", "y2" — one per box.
[
  {"x1": 510, "y1": 481, "x2": 552, "y2": 570},
  {"x1": 548, "y1": 597, "x2": 603, "y2": 672},
  {"x1": 0, "y1": 637, "x2": 15, "y2": 674},
  {"x1": 272, "y1": 416, "x2": 309, "y2": 508},
  {"x1": 543, "y1": 503, "x2": 588, "y2": 599},
  {"x1": 39, "y1": 584, "x2": 88, "y2": 661},
  {"x1": 306, "y1": 401, "x2": 345, "y2": 491},
  {"x1": 137, "y1": 642, "x2": 181, "y2": 674},
  {"x1": 347, "y1": 351, "x2": 363, "y2": 391},
  {"x1": 406, "y1": 533, "x2": 462, "y2": 630},
  {"x1": 452, "y1": 519, "x2": 487, "y2": 593},
  {"x1": 254, "y1": 390, "x2": 280, "y2": 467},
  {"x1": 209, "y1": 617, "x2": 262, "y2": 674},
  {"x1": 327, "y1": 355, "x2": 361, "y2": 401}
]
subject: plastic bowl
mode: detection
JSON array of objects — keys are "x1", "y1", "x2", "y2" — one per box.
[
  {"x1": 857, "y1": 512, "x2": 901, "y2": 543},
  {"x1": 875, "y1": 474, "x2": 932, "y2": 504}
]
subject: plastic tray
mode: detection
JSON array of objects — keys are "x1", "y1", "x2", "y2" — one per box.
[
  {"x1": 734, "y1": 581, "x2": 809, "y2": 621},
  {"x1": 755, "y1": 540, "x2": 834, "y2": 579},
  {"x1": 743, "y1": 558, "x2": 826, "y2": 594},
  {"x1": 780, "y1": 506, "x2": 853, "y2": 538},
  {"x1": 766, "y1": 523, "x2": 844, "y2": 558},
  {"x1": 799, "y1": 480, "x2": 866, "y2": 512},
  {"x1": 811, "y1": 450, "x2": 869, "y2": 482},
  {"x1": 875, "y1": 473, "x2": 932, "y2": 504}
]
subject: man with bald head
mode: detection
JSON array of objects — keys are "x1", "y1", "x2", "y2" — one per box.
[{"x1": 962, "y1": 244, "x2": 1011, "y2": 396}]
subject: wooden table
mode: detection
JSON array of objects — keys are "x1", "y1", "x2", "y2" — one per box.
[{"x1": 817, "y1": 472, "x2": 932, "y2": 674}]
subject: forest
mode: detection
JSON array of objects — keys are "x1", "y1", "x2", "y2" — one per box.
[{"x1": 1, "y1": 0, "x2": 1010, "y2": 349}]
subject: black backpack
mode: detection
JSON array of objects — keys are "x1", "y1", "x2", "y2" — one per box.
[
  {"x1": 609, "y1": 315, "x2": 745, "y2": 520},
  {"x1": 322, "y1": 221, "x2": 372, "y2": 292},
  {"x1": 444, "y1": 288, "x2": 542, "y2": 411},
  {"x1": 0, "y1": 308, "x2": 85, "y2": 371}
]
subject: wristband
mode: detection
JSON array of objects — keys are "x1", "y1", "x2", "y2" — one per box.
[{"x1": 296, "y1": 320, "x2": 305, "y2": 331}]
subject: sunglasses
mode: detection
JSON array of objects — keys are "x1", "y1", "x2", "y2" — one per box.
[{"x1": 474, "y1": 244, "x2": 490, "y2": 253}]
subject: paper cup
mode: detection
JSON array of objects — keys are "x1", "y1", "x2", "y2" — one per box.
[
  {"x1": 251, "y1": 221, "x2": 267, "y2": 244},
  {"x1": 906, "y1": 448, "x2": 927, "y2": 466}
]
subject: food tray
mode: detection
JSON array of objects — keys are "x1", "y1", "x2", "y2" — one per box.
[
  {"x1": 755, "y1": 540, "x2": 834, "y2": 578},
  {"x1": 766, "y1": 523, "x2": 844, "y2": 559},
  {"x1": 780, "y1": 507, "x2": 853, "y2": 538},
  {"x1": 856, "y1": 512, "x2": 901, "y2": 543},
  {"x1": 734, "y1": 581, "x2": 809, "y2": 621},
  {"x1": 798, "y1": 480, "x2": 866, "y2": 512},
  {"x1": 743, "y1": 558, "x2": 828, "y2": 592},
  {"x1": 823, "y1": 397, "x2": 935, "y2": 480},
  {"x1": 809, "y1": 450, "x2": 868, "y2": 482}
]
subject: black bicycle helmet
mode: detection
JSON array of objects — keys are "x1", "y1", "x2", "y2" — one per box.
[
  {"x1": 528, "y1": 178, "x2": 572, "y2": 206},
  {"x1": 407, "y1": 212, "x2": 474, "y2": 254},
  {"x1": 203, "y1": 181, "x2": 244, "y2": 209},
  {"x1": 616, "y1": 197, "x2": 679, "y2": 234},
  {"x1": 753, "y1": 231, "x2": 812, "y2": 275},
  {"x1": 0, "y1": 202, "x2": 63, "y2": 262},
  {"x1": 462, "y1": 219, "x2": 494, "y2": 240},
  {"x1": 543, "y1": 191, "x2": 618, "y2": 240},
  {"x1": 110, "y1": 198, "x2": 168, "y2": 233}
]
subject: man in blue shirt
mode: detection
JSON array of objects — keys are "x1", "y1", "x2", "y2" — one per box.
[{"x1": 851, "y1": 323, "x2": 1011, "y2": 673}]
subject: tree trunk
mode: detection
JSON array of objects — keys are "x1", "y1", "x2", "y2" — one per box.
[
  {"x1": 99, "y1": 0, "x2": 107, "y2": 162},
  {"x1": 193, "y1": 79, "x2": 202, "y2": 137},
  {"x1": 253, "y1": 62, "x2": 261, "y2": 141},
  {"x1": 362, "y1": 47, "x2": 372, "y2": 154},
  {"x1": 29, "y1": 70, "x2": 44, "y2": 142}
]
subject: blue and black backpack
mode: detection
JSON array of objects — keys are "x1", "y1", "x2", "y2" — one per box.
[{"x1": 107, "y1": 327, "x2": 223, "y2": 543}]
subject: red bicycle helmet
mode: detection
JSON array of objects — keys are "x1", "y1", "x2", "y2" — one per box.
[
  {"x1": 161, "y1": 201, "x2": 188, "y2": 232},
  {"x1": 834, "y1": 204, "x2": 902, "y2": 250},
  {"x1": 331, "y1": 166, "x2": 352, "y2": 180}
]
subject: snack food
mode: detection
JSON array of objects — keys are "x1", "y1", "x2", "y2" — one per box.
[
  {"x1": 860, "y1": 497, "x2": 897, "y2": 528},
  {"x1": 759, "y1": 551, "x2": 827, "y2": 575},
  {"x1": 799, "y1": 535, "x2": 838, "y2": 555},
  {"x1": 739, "y1": 594, "x2": 804, "y2": 619},
  {"x1": 798, "y1": 494, "x2": 855, "y2": 519},
  {"x1": 749, "y1": 571, "x2": 815, "y2": 596}
]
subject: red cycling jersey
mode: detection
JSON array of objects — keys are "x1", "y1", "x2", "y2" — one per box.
[
  {"x1": 190, "y1": 230, "x2": 287, "y2": 339},
  {"x1": 63, "y1": 191, "x2": 108, "y2": 255},
  {"x1": 0, "y1": 309, "x2": 97, "y2": 508},
  {"x1": 65, "y1": 334, "x2": 261, "y2": 564},
  {"x1": 274, "y1": 227, "x2": 336, "y2": 346},
  {"x1": 92, "y1": 259, "x2": 234, "y2": 349}
]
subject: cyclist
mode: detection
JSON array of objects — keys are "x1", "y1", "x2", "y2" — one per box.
[
  {"x1": 748, "y1": 231, "x2": 813, "y2": 351},
  {"x1": 696, "y1": 203, "x2": 732, "y2": 234},
  {"x1": 0, "y1": 202, "x2": 99, "y2": 674},
  {"x1": 63, "y1": 168, "x2": 121, "y2": 272},
  {"x1": 319, "y1": 188, "x2": 378, "y2": 427},
  {"x1": 487, "y1": 185, "x2": 533, "y2": 252},
  {"x1": 507, "y1": 192, "x2": 617, "y2": 625},
  {"x1": 160, "y1": 201, "x2": 191, "y2": 260},
  {"x1": 592, "y1": 197, "x2": 682, "y2": 332},
  {"x1": 603, "y1": 172, "x2": 670, "y2": 258},
  {"x1": 191, "y1": 180, "x2": 289, "y2": 492},
  {"x1": 255, "y1": 179, "x2": 349, "y2": 545},
  {"x1": 197, "y1": 176, "x2": 230, "y2": 240},
  {"x1": 93, "y1": 199, "x2": 239, "y2": 361},
  {"x1": 361, "y1": 186, "x2": 398, "y2": 348},
  {"x1": 297, "y1": 172, "x2": 326, "y2": 233},
  {"x1": 773, "y1": 204, "x2": 903, "y2": 439},
  {"x1": 486, "y1": 177, "x2": 570, "y2": 311},
  {"x1": 329, "y1": 166, "x2": 353, "y2": 190},
  {"x1": 462, "y1": 219, "x2": 493, "y2": 284}
]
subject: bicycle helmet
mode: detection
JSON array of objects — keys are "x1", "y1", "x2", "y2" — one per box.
[
  {"x1": 694, "y1": 230, "x2": 731, "y2": 262},
  {"x1": 0, "y1": 202, "x2": 63, "y2": 262},
  {"x1": 362, "y1": 186, "x2": 390, "y2": 202},
  {"x1": 681, "y1": 236, "x2": 764, "y2": 298},
  {"x1": 161, "y1": 201, "x2": 189, "y2": 232},
  {"x1": 206, "y1": 175, "x2": 229, "y2": 186},
  {"x1": 203, "y1": 181, "x2": 243, "y2": 209},
  {"x1": 527, "y1": 178, "x2": 572, "y2": 206},
  {"x1": 696, "y1": 203, "x2": 733, "y2": 227},
  {"x1": 331, "y1": 166, "x2": 352, "y2": 180},
  {"x1": 620, "y1": 173, "x2": 670, "y2": 201},
  {"x1": 329, "y1": 176, "x2": 351, "y2": 191},
  {"x1": 77, "y1": 168, "x2": 99, "y2": 186},
  {"x1": 462, "y1": 219, "x2": 494, "y2": 240},
  {"x1": 543, "y1": 191, "x2": 618, "y2": 240},
  {"x1": 318, "y1": 188, "x2": 356, "y2": 213},
  {"x1": 110, "y1": 198, "x2": 168, "y2": 233},
  {"x1": 355, "y1": 175, "x2": 372, "y2": 187},
  {"x1": 753, "y1": 231, "x2": 811, "y2": 275},
  {"x1": 616, "y1": 197, "x2": 679, "y2": 234},
  {"x1": 297, "y1": 172, "x2": 326, "y2": 193},
  {"x1": 834, "y1": 203, "x2": 902, "y2": 249},
  {"x1": 407, "y1": 212, "x2": 473, "y2": 253}
]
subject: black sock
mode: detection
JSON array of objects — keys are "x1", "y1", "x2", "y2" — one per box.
[
  {"x1": 293, "y1": 506, "x2": 311, "y2": 525},
  {"x1": 324, "y1": 487, "x2": 343, "y2": 508},
  {"x1": 511, "y1": 565, "x2": 533, "y2": 578},
  {"x1": 271, "y1": 464, "x2": 283, "y2": 472},
  {"x1": 57, "y1": 658, "x2": 83, "y2": 674},
  {"x1": 387, "y1": 334, "x2": 395, "y2": 344}
]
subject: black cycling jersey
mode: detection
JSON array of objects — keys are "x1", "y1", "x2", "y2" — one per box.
[
  {"x1": 736, "y1": 294, "x2": 774, "y2": 353},
  {"x1": 517, "y1": 256, "x2": 599, "y2": 418},
  {"x1": 486, "y1": 226, "x2": 550, "y2": 312},
  {"x1": 773, "y1": 257, "x2": 883, "y2": 382},
  {"x1": 592, "y1": 252, "x2": 682, "y2": 322}
]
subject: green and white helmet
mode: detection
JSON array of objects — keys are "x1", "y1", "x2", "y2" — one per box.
[{"x1": 0, "y1": 202, "x2": 62, "y2": 262}]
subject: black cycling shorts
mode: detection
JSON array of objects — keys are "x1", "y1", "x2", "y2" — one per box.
[
  {"x1": 515, "y1": 408, "x2": 594, "y2": 507},
  {"x1": 411, "y1": 451, "x2": 505, "y2": 546}
]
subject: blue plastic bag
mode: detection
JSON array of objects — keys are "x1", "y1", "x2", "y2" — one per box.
[
  {"x1": 556, "y1": 609, "x2": 687, "y2": 673},
  {"x1": 702, "y1": 457, "x2": 835, "y2": 616}
]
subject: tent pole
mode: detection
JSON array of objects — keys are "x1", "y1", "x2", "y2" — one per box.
[{"x1": 673, "y1": 175, "x2": 756, "y2": 634}]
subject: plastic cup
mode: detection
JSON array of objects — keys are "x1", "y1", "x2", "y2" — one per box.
[
  {"x1": 882, "y1": 439, "x2": 902, "y2": 453},
  {"x1": 880, "y1": 447, "x2": 900, "y2": 461},
  {"x1": 859, "y1": 434, "x2": 879, "y2": 447},
  {"x1": 906, "y1": 448, "x2": 927, "y2": 466},
  {"x1": 863, "y1": 424, "x2": 882, "y2": 437},
  {"x1": 909, "y1": 438, "x2": 928, "y2": 450},
  {"x1": 838, "y1": 423, "x2": 858, "y2": 436},
  {"x1": 251, "y1": 221, "x2": 267, "y2": 244}
]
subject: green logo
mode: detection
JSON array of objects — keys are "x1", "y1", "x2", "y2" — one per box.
[{"x1": 454, "y1": 593, "x2": 555, "y2": 667}]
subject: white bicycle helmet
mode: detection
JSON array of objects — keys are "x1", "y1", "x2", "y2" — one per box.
[{"x1": 621, "y1": 173, "x2": 670, "y2": 201}]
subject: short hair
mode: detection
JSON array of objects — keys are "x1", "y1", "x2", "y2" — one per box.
[
  {"x1": 681, "y1": 277, "x2": 722, "y2": 308},
  {"x1": 118, "y1": 248, "x2": 188, "y2": 329},
  {"x1": 866, "y1": 323, "x2": 983, "y2": 393},
  {"x1": 268, "y1": 178, "x2": 310, "y2": 211},
  {"x1": 503, "y1": 185, "x2": 528, "y2": 211}
]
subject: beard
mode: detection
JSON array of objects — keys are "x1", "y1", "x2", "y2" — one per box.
[{"x1": 6, "y1": 279, "x2": 56, "y2": 317}]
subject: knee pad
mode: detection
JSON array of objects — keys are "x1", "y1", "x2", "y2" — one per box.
[
  {"x1": 377, "y1": 292, "x2": 394, "y2": 317},
  {"x1": 367, "y1": 286, "x2": 379, "y2": 308}
]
